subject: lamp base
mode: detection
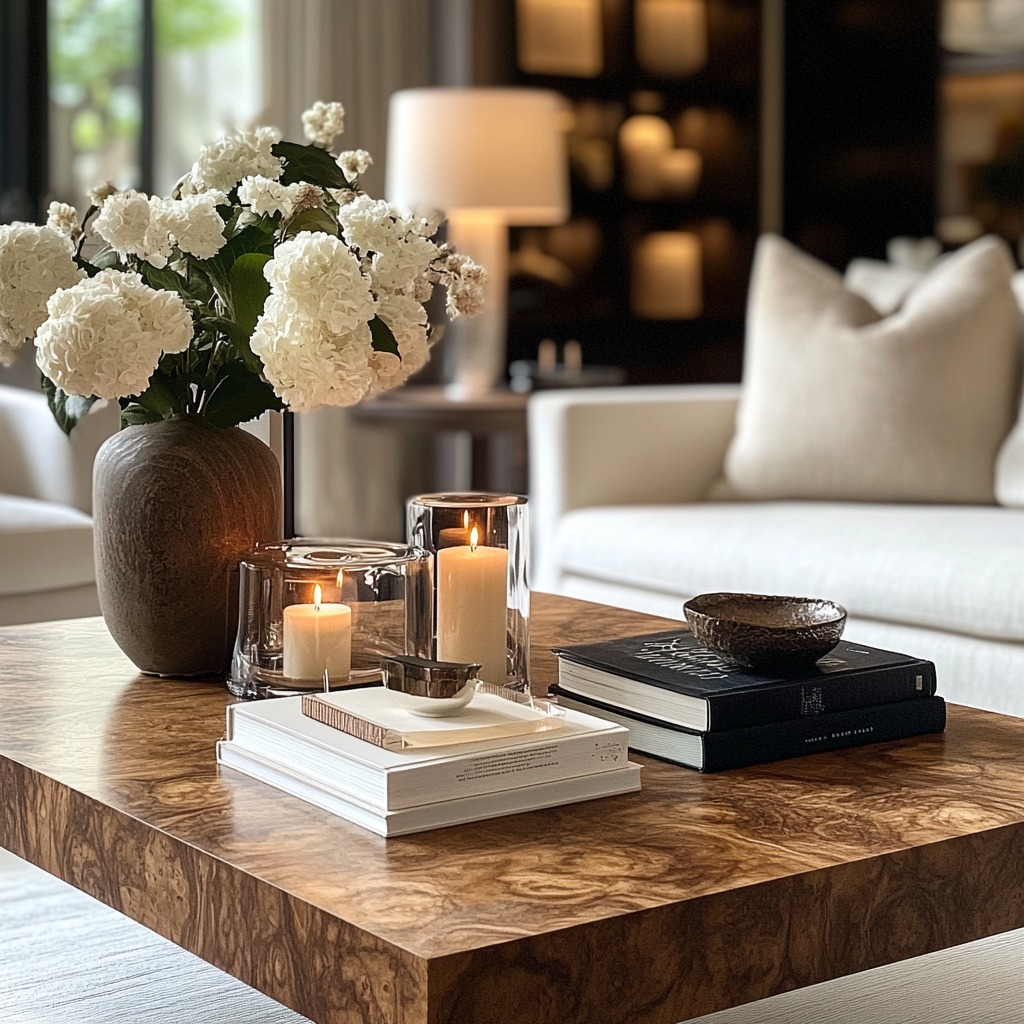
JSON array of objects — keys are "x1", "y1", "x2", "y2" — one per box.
[{"x1": 444, "y1": 213, "x2": 509, "y2": 397}]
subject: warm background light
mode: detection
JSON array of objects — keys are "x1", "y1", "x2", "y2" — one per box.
[
  {"x1": 631, "y1": 232, "x2": 703, "y2": 319},
  {"x1": 516, "y1": 0, "x2": 604, "y2": 77},
  {"x1": 619, "y1": 114, "x2": 674, "y2": 199},
  {"x1": 634, "y1": 0, "x2": 708, "y2": 77}
]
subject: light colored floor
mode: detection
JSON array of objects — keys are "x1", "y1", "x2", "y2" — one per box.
[
  {"x1": 686, "y1": 930, "x2": 1024, "y2": 1024},
  {"x1": 2, "y1": 847, "x2": 1021, "y2": 1023},
  {"x1": 0, "y1": 848, "x2": 310, "y2": 1023}
]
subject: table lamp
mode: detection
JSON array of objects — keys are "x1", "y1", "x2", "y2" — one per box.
[{"x1": 386, "y1": 87, "x2": 569, "y2": 397}]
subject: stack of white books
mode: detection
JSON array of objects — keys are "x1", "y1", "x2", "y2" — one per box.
[{"x1": 217, "y1": 687, "x2": 641, "y2": 836}]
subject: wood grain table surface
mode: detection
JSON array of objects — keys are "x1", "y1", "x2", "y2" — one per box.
[{"x1": 1, "y1": 593, "x2": 1023, "y2": 1024}]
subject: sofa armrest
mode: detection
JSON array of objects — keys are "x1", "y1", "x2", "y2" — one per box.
[
  {"x1": 527, "y1": 384, "x2": 740, "y2": 585},
  {"x1": 0, "y1": 385, "x2": 119, "y2": 514}
]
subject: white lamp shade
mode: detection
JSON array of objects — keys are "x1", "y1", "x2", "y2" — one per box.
[{"x1": 385, "y1": 88, "x2": 570, "y2": 225}]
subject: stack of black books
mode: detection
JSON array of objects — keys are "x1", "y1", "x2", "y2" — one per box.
[{"x1": 551, "y1": 630, "x2": 946, "y2": 772}]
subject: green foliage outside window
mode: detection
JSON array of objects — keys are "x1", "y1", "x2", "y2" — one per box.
[{"x1": 49, "y1": 0, "x2": 243, "y2": 163}]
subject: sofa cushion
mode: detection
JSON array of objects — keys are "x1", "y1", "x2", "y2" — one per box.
[
  {"x1": 553, "y1": 502, "x2": 1024, "y2": 642},
  {"x1": 723, "y1": 234, "x2": 1021, "y2": 504},
  {"x1": 844, "y1": 258, "x2": 927, "y2": 315},
  {"x1": 0, "y1": 494, "x2": 94, "y2": 597}
]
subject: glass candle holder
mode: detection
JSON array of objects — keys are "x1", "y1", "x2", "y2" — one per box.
[
  {"x1": 406, "y1": 493, "x2": 530, "y2": 693},
  {"x1": 228, "y1": 539, "x2": 433, "y2": 699}
]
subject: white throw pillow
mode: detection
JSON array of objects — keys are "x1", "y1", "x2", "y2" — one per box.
[
  {"x1": 994, "y1": 268, "x2": 1024, "y2": 505},
  {"x1": 844, "y1": 259, "x2": 927, "y2": 316},
  {"x1": 723, "y1": 233, "x2": 1021, "y2": 503}
]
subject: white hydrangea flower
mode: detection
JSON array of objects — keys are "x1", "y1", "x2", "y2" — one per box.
[
  {"x1": 93, "y1": 189, "x2": 154, "y2": 261},
  {"x1": 291, "y1": 183, "x2": 326, "y2": 215},
  {"x1": 188, "y1": 125, "x2": 283, "y2": 193},
  {"x1": 373, "y1": 230, "x2": 438, "y2": 295},
  {"x1": 94, "y1": 190, "x2": 227, "y2": 268},
  {"x1": 46, "y1": 202, "x2": 80, "y2": 242},
  {"x1": 338, "y1": 196, "x2": 439, "y2": 294},
  {"x1": 0, "y1": 223, "x2": 84, "y2": 365},
  {"x1": 263, "y1": 232, "x2": 377, "y2": 335},
  {"x1": 251, "y1": 301, "x2": 373, "y2": 411},
  {"x1": 159, "y1": 192, "x2": 228, "y2": 260},
  {"x1": 35, "y1": 270, "x2": 193, "y2": 399},
  {"x1": 88, "y1": 180, "x2": 118, "y2": 208},
  {"x1": 441, "y1": 252, "x2": 488, "y2": 319},
  {"x1": 337, "y1": 196, "x2": 395, "y2": 254},
  {"x1": 250, "y1": 231, "x2": 379, "y2": 410},
  {"x1": 302, "y1": 101, "x2": 345, "y2": 147},
  {"x1": 337, "y1": 149, "x2": 372, "y2": 180},
  {"x1": 327, "y1": 187, "x2": 358, "y2": 207},
  {"x1": 238, "y1": 175, "x2": 306, "y2": 218},
  {"x1": 367, "y1": 292, "x2": 431, "y2": 396}
]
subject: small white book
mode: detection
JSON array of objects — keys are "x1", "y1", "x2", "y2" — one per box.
[
  {"x1": 301, "y1": 684, "x2": 566, "y2": 750},
  {"x1": 217, "y1": 740, "x2": 642, "y2": 837},
  {"x1": 224, "y1": 689, "x2": 631, "y2": 812}
]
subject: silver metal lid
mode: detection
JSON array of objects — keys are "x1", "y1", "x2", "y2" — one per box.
[{"x1": 380, "y1": 655, "x2": 481, "y2": 699}]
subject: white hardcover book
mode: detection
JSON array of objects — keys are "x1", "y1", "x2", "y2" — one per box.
[
  {"x1": 301, "y1": 685, "x2": 567, "y2": 750},
  {"x1": 225, "y1": 690, "x2": 630, "y2": 811},
  {"x1": 217, "y1": 740, "x2": 642, "y2": 837}
]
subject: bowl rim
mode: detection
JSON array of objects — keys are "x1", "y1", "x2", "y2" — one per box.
[{"x1": 683, "y1": 592, "x2": 848, "y2": 631}]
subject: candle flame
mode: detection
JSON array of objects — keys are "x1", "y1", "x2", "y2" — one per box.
[
  {"x1": 463, "y1": 510, "x2": 469, "y2": 529},
  {"x1": 313, "y1": 583, "x2": 322, "y2": 611},
  {"x1": 336, "y1": 568, "x2": 344, "y2": 588},
  {"x1": 470, "y1": 526, "x2": 479, "y2": 552}
]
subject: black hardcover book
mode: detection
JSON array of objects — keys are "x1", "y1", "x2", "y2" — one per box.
[
  {"x1": 552, "y1": 630, "x2": 937, "y2": 732},
  {"x1": 550, "y1": 687, "x2": 947, "y2": 773}
]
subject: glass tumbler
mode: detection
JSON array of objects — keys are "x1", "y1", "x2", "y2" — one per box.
[
  {"x1": 228, "y1": 539, "x2": 433, "y2": 699},
  {"x1": 406, "y1": 493, "x2": 530, "y2": 693}
]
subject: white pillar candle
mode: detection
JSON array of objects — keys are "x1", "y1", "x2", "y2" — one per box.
[
  {"x1": 283, "y1": 584, "x2": 352, "y2": 682},
  {"x1": 436, "y1": 527, "x2": 508, "y2": 685}
]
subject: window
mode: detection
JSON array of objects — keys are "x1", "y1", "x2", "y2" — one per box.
[{"x1": 46, "y1": 0, "x2": 263, "y2": 213}]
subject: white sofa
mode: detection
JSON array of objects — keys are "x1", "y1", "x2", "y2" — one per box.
[
  {"x1": 528, "y1": 383, "x2": 1024, "y2": 719},
  {"x1": 0, "y1": 384, "x2": 117, "y2": 626}
]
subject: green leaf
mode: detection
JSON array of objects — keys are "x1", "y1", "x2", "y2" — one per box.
[
  {"x1": 273, "y1": 140, "x2": 348, "y2": 189},
  {"x1": 202, "y1": 360, "x2": 284, "y2": 428},
  {"x1": 196, "y1": 315, "x2": 251, "y2": 350},
  {"x1": 119, "y1": 403, "x2": 164, "y2": 428},
  {"x1": 203, "y1": 222, "x2": 276, "y2": 308},
  {"x1": 369, "y1": 315, "x2": 400, "y2": 357},
  {"x1": 85, "y1": 248, "x2": 121, "y2": 275},
  {"x1": 228, "y1": 252, "x2": 271, "y2": 337},
  {"x1": 41, "y1": 379, "x2": 98, "y2": 436},
  {"x1": 141, "y1": 262, "x2": 188, "y2": 295},
  {"x1": 283, "y1": 206, "x2": 339, "y2": 239},
  {"x1": 134, "y1": 374, "x2": 182, "y2": 417}
]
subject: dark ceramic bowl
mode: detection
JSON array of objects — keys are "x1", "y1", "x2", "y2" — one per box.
[{"x1": 682, "y1": 592, "x2": 847, "y2": 671}]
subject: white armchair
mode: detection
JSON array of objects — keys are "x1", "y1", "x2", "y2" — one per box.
[
  {"x1": 0, "y1": 384, "x2": 118, "y2": 625},
  {"x1": 528, "y1": 384, "x2": 740, "y2": 595}
]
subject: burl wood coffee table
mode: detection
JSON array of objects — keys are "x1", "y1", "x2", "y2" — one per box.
[{"x1": 2, "y1": 594, "x2": 1023, "y2": 1024}]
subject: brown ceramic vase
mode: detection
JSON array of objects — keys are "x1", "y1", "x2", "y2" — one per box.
[{"x1": 93, "y1": 416, "x2": 282, "y2": 677}]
